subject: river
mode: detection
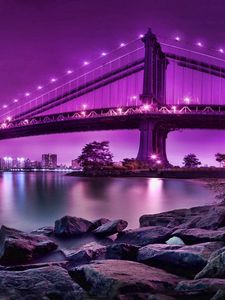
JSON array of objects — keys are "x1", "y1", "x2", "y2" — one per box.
[{"x1": 0, "y1": 172, "x2": 216, "y2": 232}]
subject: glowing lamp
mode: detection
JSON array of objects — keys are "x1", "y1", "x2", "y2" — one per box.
[
  {"x1": 156, "y1": 160, "x2": 161, "y2": 164},
  {"x1": 82, "y1": 104, "x2": 87, "y2": 109},
  {"x1": 6, "y1": 117, "x2": 11, "y2": 122},
  {"x1": 139, "y1": 34, "x2": 144, "y2": 38},
  {"x1": 175, "y1": 36, "x2": 180, "y2": 41},
  {"x1": 13, "y1": 99, "x2": 18, "y2": 103},
  {"x1": 51, "y1": 78, "x2": 57, "y2": 83},
  {"x1": 3, "y1": 105, "x2": 7, "y2": 109},
  {"x1": 25, "y1": 92, "x2": 30, "y2": 97},
  {"x1": 120, "y1": 43, "x2": 126, "y2": 47},
  {"x1": 37, "y1": 85, "x2": 43, "y2": 90},
  {"x1": 67, "y1": 70, "x2": 73, "y2": 74},
  {"x1": 151, "y1": 154, "x2": 157, "y2": 160},
  {"x1": 83, "y1": 61, "x2": 89, "y2": 66},
  {"x1": 117, "y1": 108, "x2": 122, "y2": 114},
  {"x1": 184, "y1": 97, "x2": 191, "y2": 104},
  {"x1": 143, "y1": 104, "x2": 150, "y2": 111},
  {"x1": 219, "y1": 48, "x2": 224, "y2": 53},
  {"x1": 101, "y1": 52, "x2": 107, "y2": 56},
  {"x1": 197, "y1": 42, "x2": 203, "y2": 47}
]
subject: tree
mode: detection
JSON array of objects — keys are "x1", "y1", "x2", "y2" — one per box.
[
  {"x1": 183, "y1": 153, "x2": 201, "y2": 168},
  {"x1": 122, "y1": 158, "x2": 149, "y2": 170},
  {"x1": 77, "y1": 141, "x2": 113, "y2": 171},
  {"x1": 215, "y1": 153, "x2": 225, "y2": 167}
]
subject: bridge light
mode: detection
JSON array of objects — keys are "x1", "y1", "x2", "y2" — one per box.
[
  {"x1": 139, "y1": 34, "x2": 144, "y2": 38},
  {"x1": 3, "y1": 105, "x2": 7, "y2": 109},
  {"x1": 143, "y1": 104, "x2": 150, "y2": 111},
  {"x1": 66, "y1": 70, "x2": 73, "y2": 74},
  {"x1": 117, "y1": 107, "x2": 122, "y2": 114},
  {"x1": 156, "y1": 160, "x2": 161, "y2": 164},
  {"x1": 219, "y1": 48, "x2": 224, "y2": 53},
  {"x1": 197, "y1": 42, "x2": 203, "y2": 47},
  {"x1": 1, "y1": 123, "x2": 6, "y2": 129},
  {"x1": 51, "y1": 78, "x2": 57, "y2": 83},
  {"x1": 151, "y1": 154, "x2": 157, "y2": 160},
  {"x1": 101, "y1": 52, "x2": 107, "y2": 56},
  {"x1": 24, "y1": 119, "x2": 29, "y2": 124},
  {"x1": 131, "y1": 95, "x2": 137, "y2": 100},
  {"x1": 172, "y1": 105, "x2": 177, "y2": 112},
  {"x1": 120, "y1": 43, "x2": 126, "y2": 47},
  {"x1": 81, "y1": 111, "x2": 86, "y2": 116},
  {"x1": 37, "y1": 85, "x2": 43, "y2": 90},
  {"x1": 13, "y1": 99, "x2": 18, "y2": 103},
  {"x1": 82, "y1": 104, "x2": 87, "y2": 109},
  {"x1": 175, "y1": 36, "x2": 180, "y2": 41},
  {"x1": 25, "y1": 92, "x2": 30, "y2": 97},
  {"x1": 6, "y1": 117, "x2": 11, "y2": 122},
  {"x1": 83, "y1": 61, "x2": 89, "y2": 66},
  {"x1": 184, "y1": 97, "x2": 191, "y2": 104}
]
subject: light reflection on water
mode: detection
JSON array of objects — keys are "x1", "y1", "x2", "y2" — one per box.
[{"x1": 0, "y1": 172, "x2": 215, "y2": 231}]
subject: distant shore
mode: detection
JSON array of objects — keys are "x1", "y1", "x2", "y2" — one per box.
[{"x1": 67, "y1": 168, "x2": 225, "y2": 179}]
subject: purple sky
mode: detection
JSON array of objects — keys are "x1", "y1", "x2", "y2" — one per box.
[{"x1": 1, "y1": 0, "x2": 225, "y2": 166}]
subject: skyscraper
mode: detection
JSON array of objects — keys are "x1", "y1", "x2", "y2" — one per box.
[{"x1": 41, "y1": 154, "x2": 57, "y2": 169}]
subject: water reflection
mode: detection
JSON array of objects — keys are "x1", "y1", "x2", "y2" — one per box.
[{"x1": 0, "y1": 172, "x2": 215, "y2": 231}]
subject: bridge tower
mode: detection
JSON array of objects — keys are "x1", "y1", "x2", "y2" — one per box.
[{"x1": 137, "y1": 29, "x2": 169, "y2": 165}]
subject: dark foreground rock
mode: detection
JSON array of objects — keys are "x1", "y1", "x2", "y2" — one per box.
[
  {"x1": 0, "y1": 225, "x2": 57, "y2": 264},
  {"x1": 93, "y1": 219, "x2": 128, "y2": 236},
  {"x1": 172, "y1": 228, "x2": 225, "y2": 244},
  {"x1": 54, "y1": 215, "x2": 94, "y2": 236},
  {"x1": 105, "y1": 243, "x2": 139, "y2": 260},
  {"x1": 31, "y1": 226, "x2": 54, "y2": 236},
  {"x1": 139, "y1": 205, "x2": 225, "y2": 231},
  {"x1": 61, "y1": 242, "x2": 106, "y2": 265},
  {"x1": 137, "y1": 243, "x2": 222, "y2": 277},
  {"x1": 69, "y1": 260, "x2": 183, "y2": 299},
  {"x1": 176, "y1": 278, "x2": 225, "y2": 299},
  {"x1": 0, "y1": 266, "x2": 88, "y2": 299},
  {"x1": 195, "y1": 249, "x2": 225, "y2": 279},
  {"x1": 115, "y1": 226, "x2": 172, "y2": 246}
]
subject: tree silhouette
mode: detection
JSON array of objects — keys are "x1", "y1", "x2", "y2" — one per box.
[
  {"x1": 77, "y1": 141, "x2": 113, "y2": 171},
  {"x1": 183, "y1": 153, "x2": 201, "y2": 168},
  {"x1": 215, "y1": 153, "x2": 225, "y2": 167}
]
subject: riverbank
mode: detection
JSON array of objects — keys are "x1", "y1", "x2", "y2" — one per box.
[
  {"x1": 1, "y1": 204, "x2": 225, "y2": 299},
  {"x1": 68, "y1": 167, "x2": 225, "y2": 179}
]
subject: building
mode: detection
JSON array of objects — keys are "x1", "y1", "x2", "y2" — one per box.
[{"x1": 42, "y1": 154, "x2": 57, "y2": 169}]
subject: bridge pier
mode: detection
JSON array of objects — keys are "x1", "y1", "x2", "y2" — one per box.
[{"x1": 136, "y1": 119, "x2": 169, "y2": 166}]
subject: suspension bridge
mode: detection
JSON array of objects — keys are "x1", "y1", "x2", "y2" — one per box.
[{"x1": 1, "y1": 28, "x2": 225, "y2": 165}]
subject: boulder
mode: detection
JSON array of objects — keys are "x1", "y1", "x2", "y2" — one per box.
[
  {"x1": 93, "y1": 219, "x2": 128, "y2": 236},
  {"x1": 115, "y1": 226, "x2": 172, "y2": 246},
  {"x1": 0, "y1": 266, "x2": 88, "y2": 299},
  {"x1": 166, "y1": 236, "x2": 185, "y2": 245},
  {"x1": 92, "y1": 218, "x2": 111, "y2": 229},
  {"x1": 172, "y1": 228, "x2": 225, "y2": 244},
  {"x1": 105, "y1": 243, "x2": 139, "y2": 260},
  {"x1": 137, "y1": 243, "x2": 208, "y2": 277},
  {"x1": 54, "y1": 215, "x2": 94, "y2": 236},
  {"x1": 139, "y1": 205, "x2": 225, "y2": 232},
  {"x1": 31, "y1": 226, "x2": 54, "y2": 236},
  {"x1": 211, "y1": 289, "x2": 225, "y2": 300},
  {"x1": 195, "y1": 250, "x2": 225, "y2": 279},
  {"x1": 0, "y1": 225, "x2": 57, "y2": 264},
  {"x1": 62, "y1": 242, "x2": 106, "y2": 265},
  {"x1": 176, "y1": 278, "x2": 225, "y2": 299},
  {"x1": 208, "y1": 246, "x2": 225, "y2": 262},
  {"x1": 0, "y1": 261, "x2": 68, "y2": 271},
  {"x1": 69, "y1": 260, "x2": 183, "y2": 298},
  {"x1": 116, "y1": 294, "x2": 176, "y2": 300},
  {"x1": 139, "y1": 205, "x2": 212, "y2": 228}
]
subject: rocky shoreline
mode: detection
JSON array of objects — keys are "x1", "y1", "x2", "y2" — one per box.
[{"x1": 1, "y1": 205, "x2": 225, "y2": 299}]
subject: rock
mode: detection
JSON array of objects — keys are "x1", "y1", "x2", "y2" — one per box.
[
  {"x1": 209, "y1": 246, "x2": 225, "y2": 262},
  {"x1": 173, "y1": 228, "x2": 225, "y2": 244},
  {"x1": 137, "y1": 243, "x2": 209, "y2": 277},
  {"x1": 54, "y1": 215, "x2": 94, "y2": 236},
  {"x1": 176, "y1": 278, "x2": 225, "y2": 298},
  {"x1": 93, "y1": 219, "x2": 128, "y2": 236},
  {"x1": 62, "y1": 242, "x2": 106, "y2": 265},
  {"x1": 105, "y1": 243, "x2": 139, "y2": 260},
  {"x1": 92, "y1": 218, "x2": 111, "y2": 229},
  {"x1": 195, "y1": 250, "x2": 225, "y2": 279},
  {"x1": 0, "y1": 266, "x2": 88, "y2": 299},
  {"x1": 69, "y1": 260, "x2": 183, "y2": 299},
  {"x1": 0, "y1": 261, "x2": 68, "y2": 271},
  {"x1": 139, "y1": 205, "x2": 225, "y2": 232},
  {"x1": 115, "y1": 226, "x2": 172, "y2": 246},
  {"x1": 166, "y1": 236, "x2": 185, "y2": 245},
  {"x1": 116, "y1": 294, "x2": 176, "y2": 300},
  {"x1": 139, "y1": 205, "x2": 212, "y2": 228},
  {"x1": 0, "y1": 225, "x2": 57, "y2": 264},
  {"x1": 31, "y1": 226, "x2": 54, "y2": 236},
  {"x1": 211, "y1": 289, "x2": 225, "y2": 300}
]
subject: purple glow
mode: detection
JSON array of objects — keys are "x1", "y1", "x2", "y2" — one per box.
[
  {"x1": 83, "y1": 61, "x2": 89, "y2": 66},
  {"x1": 156, "y1": 160, "x2": 161, "y2": 164},
  {"x1": 6, "y1": 117, "x2": 11, "y2": 122},
  {"x1": 184, "y1": 97, "x2": 191, "y2": 104},
  {"x1": 197, "y1": 41, "x2": 203, "y2": 47},
  {"x1": 37, "y1": 85, "x2": 43, "y2": 90},
  {"x1": 50, "y1": 78, "x2": 57, "y2": 83},
  {"x1": 151, "y1": 154, "x2": 157, "y2": 160},
  {"x1": 120, "y1": 43, "x2": 126, "y2": 47},
  {"x1": 25, "y1": 92, "x2": 30, "y2": 97},
  {"x1": 143, "y1": 104, "x2": 150, "y2": 110},
  {"x1": 219, "y1": 48, "x2": 224, "y2": 53},
  {"x1": 101, "y1": 52, "x2": 107, "y2": 56},
  {"x1": 139, "y1": 34, "x2": 144, "y2": 38},
  {"x1": 66, "y1": 70, "x2": 73, "y2": 74},
  {"x1": 13, "y1": 99, "x2": 18, "y2": 103},
  {"x1": 175, "y1": 36, "x2": 180, "y2": 41},
  {"x1": 82, "y1": 104, "x2": 87, "y2": 109}
]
